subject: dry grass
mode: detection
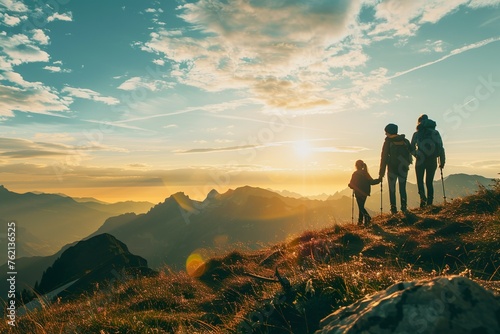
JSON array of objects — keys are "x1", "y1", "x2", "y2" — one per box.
[{"x1": 2, "y1": 182, "x2": 499, "y2": 333}]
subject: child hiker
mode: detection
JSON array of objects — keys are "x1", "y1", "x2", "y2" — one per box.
[{"x1": 348, "y1": 160, "x2": 381, "y2": 226}]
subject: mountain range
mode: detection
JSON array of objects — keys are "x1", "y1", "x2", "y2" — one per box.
[
  {"x1": 90, "y1": 186, "x2": 351, "y2": 269},
  {"x1": 0, "y1": 173, "x2": 494, "y2": 302},
  {"x1": 1, "y1": 175, "x2": 498, "y2": 333},
  {"x1": 0, "y1": 185, "x2": 153, "y2": 260}
]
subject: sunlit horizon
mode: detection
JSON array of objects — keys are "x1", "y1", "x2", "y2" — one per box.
[{"x1": 1, "y1": 1, "x2": 499, "y2": 202}]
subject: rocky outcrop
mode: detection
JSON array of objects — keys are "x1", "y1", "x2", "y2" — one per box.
[
  {"x1": 316, "y1": 276, "x2": 500, "y2": 334},
  {"x1": 38, "y1": 233, "x2": 151, "y2": 298}
]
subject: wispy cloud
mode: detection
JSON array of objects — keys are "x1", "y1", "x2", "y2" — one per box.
[
  {"x1": 62, "y1": 86, "x2": 120, "y2": 105},
  {"x1": 0, "y1": 84, "x2": 70, "y2": 117},
  {"x1": 418, "y1": 39, "x2": 446, "y2": 53},
  {"x1": 479, "y1": 13, "x2": 500, "y2": 27},
  {"x1": 115, "y1": 99, "x2": 255, "y2": 124},
  {"x1": 174, "y1": 144, "x2": 260, "y2": 154},
  {"x1": 0, "y1": 137, "x2": 128, "y2": 159},
  {"x1": 174, "y1": 138, "x2": 366, "y2": 155},
  {"x1": 2, "y1": 13, "x2": 23, "y2": 26},
  {"x1": 117, "y1": 76, "x2": 173, "y2": 91},
  {"x1": 0, "y1": 149, "x2": 68, "y2": 158},
  {"x1": 390, "y1": 36, "x2": 500, "y2": 79},
  {"x1": 371, "y1": 0, "x2": 500, "y2": 38},
  {"x1": 0, "y1": 138, "x2": 72, "y2": 159},
  {"x1": 313, "y1": 146, "x2": 369, "y2": 153},
  {"x1": 32, "y1": 29, "x2": 50, "y2": 45},
  {"x1": 47, "y1": 12, "x2": 73, "y2": 22},
  {"x1": 43, "y1": 65, "x2": 71, "y2": 73},
  {"x1": 142, "y1": 0, "x2": 364, "y2": 110},
  {"x1": 138, "y1": 0, "x2": 500, "y2": 115},
  {"x1": 0, "y1": 32, "x2": 49, "y2": 66},
  {"x1": 0, "y1": 0, "x2": 28, "y2": 12}
]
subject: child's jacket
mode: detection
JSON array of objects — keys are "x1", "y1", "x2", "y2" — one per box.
[{"x1": 349, "y1": 170, "x2": 380, "y2": 198}]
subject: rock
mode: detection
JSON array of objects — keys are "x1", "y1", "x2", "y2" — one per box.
[{"x1": 316, "y1": 276, "x2": 500, "y2": 334}]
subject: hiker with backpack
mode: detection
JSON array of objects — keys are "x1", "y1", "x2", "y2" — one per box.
[
  {"x1": 410, "y1": 114, "x2": 446, "y2": 207},
  {"x1": 348, "y1": 160, "x2": 381, "y2": 226},
  {"x1": 378, "y1": 123, "x2": 413, "y2": 214}
]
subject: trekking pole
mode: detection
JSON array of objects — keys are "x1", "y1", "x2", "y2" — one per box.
[
  {"x1": 351, "y1": 190, "x2": 355, "y2": 224},
  {"x1": 440, "y1": 165, "x2": 447, "y2": 204},
  {"x1": 380, "y1": 178, "x2": 383, "y2": 215}
]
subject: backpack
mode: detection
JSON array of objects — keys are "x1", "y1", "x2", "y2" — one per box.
[
  {"x1": 417, "y1": 129, "x2": 442, "y2": 159},
  {"x1": 388, "y1": 139, "x2": 412, "y2": 167}
]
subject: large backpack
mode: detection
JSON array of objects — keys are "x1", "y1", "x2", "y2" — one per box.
[
  {"x1": 417, "y1": 129, "x2": 442, "y2": 159},
  {"x1": 388, "y1": 139, "x2": 412, "y2": 167}
]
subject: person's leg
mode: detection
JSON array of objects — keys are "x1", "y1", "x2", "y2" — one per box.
[
  {"x1": 358, "y1": 196, "x2": 371, "y2": 225},
  {"x1": 355, "y1": 195, "x2": 364, "y2": 225},
  {"x1": 387, "y1": 169, "x2": 397, "y2": 214},
  {"x1": 425, "y1": 159, "x2": 438, "y2": 205},
  {"x1": 398, "y1": 169, "x2": 408, "y2": 212},
  {"x1": 415, "y1": 159, "x2": 427, "y2": 207}
]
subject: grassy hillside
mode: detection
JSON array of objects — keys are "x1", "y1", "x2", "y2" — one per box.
[{"x1": 3, "y1": 181, "x2": 499, "y2": 333}]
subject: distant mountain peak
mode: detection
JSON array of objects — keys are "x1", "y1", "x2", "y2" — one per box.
[{"x1": 205, "y1": 189, "x2": 220, "y2": 202}]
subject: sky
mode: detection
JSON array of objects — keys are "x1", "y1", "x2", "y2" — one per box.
[{"x1": 1, "y1": 0, "x2": 500, "y2": 203}]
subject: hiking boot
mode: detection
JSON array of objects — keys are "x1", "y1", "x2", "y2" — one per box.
[
  {"x1": 364, "y1": 214, "x2": 371, "y2": 226},
  {"x1": 390, "y1": 205, "x2": 397, "y2": 214},
  {"x1": 419, "y1": 198, "x2": 427, "y2": 208}
]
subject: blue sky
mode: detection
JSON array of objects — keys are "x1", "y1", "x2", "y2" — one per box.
[{"x1": 1, "y1": 0, "x2": 499, "y2": 202}]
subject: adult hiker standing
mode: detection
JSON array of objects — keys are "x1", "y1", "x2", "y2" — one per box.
[
  {"x1": 378, "y1": 123, "x2": 413, "y2": 214},
  {"x1": 410, "y1": 114, "x2": 446, "y2": 207},
  {"x1": 348, "y1": 160, "x2": 381, "y2": 226}
]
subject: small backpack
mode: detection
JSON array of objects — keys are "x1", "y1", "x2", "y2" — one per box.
[{"x1": 388, "y1": 139, "x2": 413, "y2": 167}]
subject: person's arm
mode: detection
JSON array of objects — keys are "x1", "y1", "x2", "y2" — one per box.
[
  {"x1": 437, "y1": 131, "x2": 445, "y2": 168},
  {"x1": 406, "y1": 138, "x2": 413, "y2": 165},
  {"x1": 410, "y1": 132, "x2": 417, "y2": 157},
  {"x1": 435, "y1": 130, "x2": 445, "y2": 168},
  {"x1": 379, "y1": 140, "x2": 388, "y2": 178}
]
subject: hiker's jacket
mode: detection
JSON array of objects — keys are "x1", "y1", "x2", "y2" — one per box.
[
  {"x1": 379, "y1": 134, "x2": 412, "y2": 177},
  {"x1": 349, "y1": 170, "x2": 380, "y2": 198}
]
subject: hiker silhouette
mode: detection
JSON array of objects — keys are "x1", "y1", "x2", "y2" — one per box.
[
  {"x1": 348, "y1": 160, "x2": 381, "y2": 226},
  {"x1": 410, "y1": 114, "x2": 446, "y2": 207},
  {"x1": 378, "y1": 123, "x2": 413, "y2": 214}
]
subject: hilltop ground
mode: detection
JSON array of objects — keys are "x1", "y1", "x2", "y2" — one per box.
[{"x1": 2, "y1": 181, "x2": 499, "y2": 333}]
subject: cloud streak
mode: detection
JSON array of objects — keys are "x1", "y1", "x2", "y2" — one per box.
[
  {"x1": 390, "y1": 36, "x2": 500, "y2": 80},
  {"x1": 174, "y1": 144, "x2": 260, "y2": 154},
  {"x1": 0, "y1": 137, "x2": 128, "y2": 159}
]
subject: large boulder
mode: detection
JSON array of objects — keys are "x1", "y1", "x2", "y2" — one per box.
[{"x1": 316, "y1": 276, "x2": 500, "y2": 334}]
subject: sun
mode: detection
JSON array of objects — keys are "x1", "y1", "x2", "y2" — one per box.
[{"x1": 294, "y1": 140, "x2": 313, "y2": 159}]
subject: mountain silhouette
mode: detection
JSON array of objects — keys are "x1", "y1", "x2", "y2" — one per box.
[
  {"x1": 1, "y1": 173, "x2": 491, "y2": 296},
  {"x1": 0, "y1": 185, "x2": 153, "y2": 260},
  {"x1": 2, "y1": 177, "x2": 498, "y2": 333},
  {"x1": 89, "y1": 186, "x2": 363, "y2": 268},
  {"x1": 37, "y1": 233, "x2": 152, "y2": 299}
]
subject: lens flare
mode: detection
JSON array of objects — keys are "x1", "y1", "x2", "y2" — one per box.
[{"x1": 186, "y1": 252, "x2": 206, "y2": 277}]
